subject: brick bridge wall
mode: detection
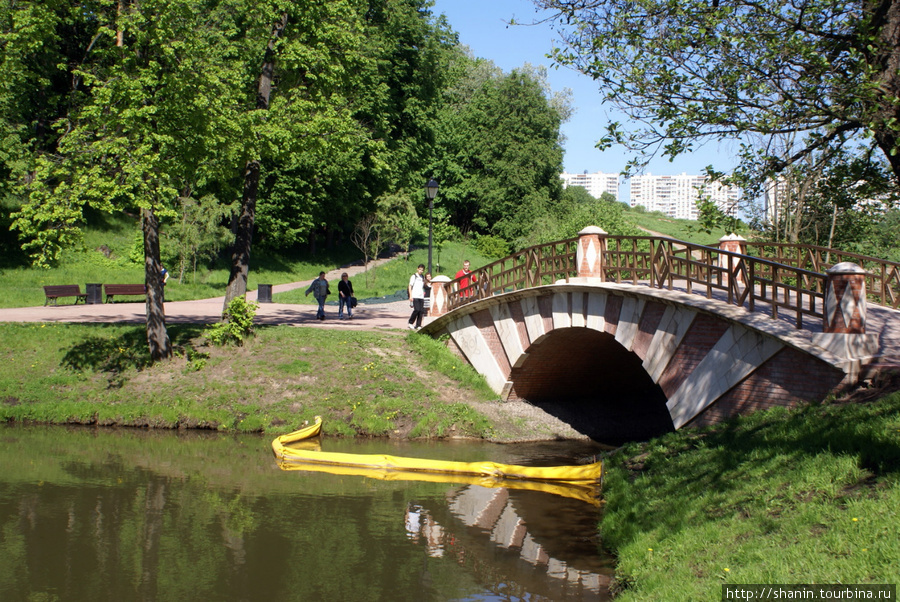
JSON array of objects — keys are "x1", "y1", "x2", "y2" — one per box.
[{"x1": 432, "y1": 284, "x2": 848, "y2": 437}]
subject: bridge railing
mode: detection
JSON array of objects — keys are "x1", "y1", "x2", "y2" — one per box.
[
  {"x1": 440, "y1": 233, "x2": 894, "y2": 330},
  {"x1": 602, "y1": 236, "x2": 827, "y2": 328},
  {"x1": 446, "y1": 238, "x2": 578, "y2": 311},
  {"x1": 744, "y1": 242, "x2": 900, "y2": 309}
]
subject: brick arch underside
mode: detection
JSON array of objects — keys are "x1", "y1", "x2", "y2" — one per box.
[{"x1": 508, "y1": 329, "x2": 675, "y2": 445}]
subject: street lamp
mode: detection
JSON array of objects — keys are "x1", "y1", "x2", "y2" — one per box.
[{"x1": 425, "y1": 178, "x2": 439, "y2": 275}]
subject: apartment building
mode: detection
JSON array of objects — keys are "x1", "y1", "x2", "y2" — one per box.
[
  {"x1": 560, "y1": 170, "x2": 621, "y2": 202},
  {"x1": 629, "y1": 173, "x2": 741, "y2": 220}
]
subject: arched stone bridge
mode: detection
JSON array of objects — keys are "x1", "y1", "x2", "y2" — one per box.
[{"x1": 421, "y1": 228, "x2": 900, "y2": 442}]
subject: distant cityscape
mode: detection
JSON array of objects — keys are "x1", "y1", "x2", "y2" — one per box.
[{"x1": 560, "y1": 170, "x2": 742, "y2": 221}]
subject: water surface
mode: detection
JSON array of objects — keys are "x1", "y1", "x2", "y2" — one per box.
[{"x1": 0, "y1": 425, "x2": 614, "y2": 601}]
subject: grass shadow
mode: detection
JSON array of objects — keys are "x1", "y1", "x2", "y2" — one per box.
[{"x1": 60, "y1": 324, "x2": 208, "y2": 385}]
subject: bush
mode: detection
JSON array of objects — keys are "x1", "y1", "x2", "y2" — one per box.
[
  {"x1": 204, "y1": 296, "x2": 259, "y2": 346},
  {"x1": 473, "y1": 234, "x2": 510, "y2": 259}
]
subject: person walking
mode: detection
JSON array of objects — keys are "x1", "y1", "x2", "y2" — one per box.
[
  {"x1": 305, "y1": 271, "x2": 330, "y2": 320},
  {"x1": 408, "y1": 264, "x2": 427, "y2": 330},
  {"x1": 337, "y1": 272, "x2": 354, "y2": 319},
  {"x1": 455, "y1": 260, "x2": 476, "y2": 298}
]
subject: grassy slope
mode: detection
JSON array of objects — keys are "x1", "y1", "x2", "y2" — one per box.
[
  {"x1": 622, "y1": 206, "x2": 751, "y2": 245},
  {"x1": 0, "y1": 322, "x2": 497, "y2": 437},
  {"x1": 0, "y1": 210, "x2": 491, "y2": 308},
  {"x1": 601, "y1": 394, "x2": 900, "y2": 600}
]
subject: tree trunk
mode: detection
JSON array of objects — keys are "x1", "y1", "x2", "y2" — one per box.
[
  {"x1": 224, "y1": 159, "x2": 260, "y2": 308},
  {"x1": 143, "y1": 208, "x2": 171, "y2": 361},
  {"x1": 223, "y1": 12, "x2": 288, "y2": 310}
]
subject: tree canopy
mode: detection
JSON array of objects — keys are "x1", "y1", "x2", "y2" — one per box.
[{"x1": 533, "y1": 0, "x2": 900, "y2": 188}]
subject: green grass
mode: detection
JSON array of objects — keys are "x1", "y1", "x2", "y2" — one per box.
[
  {"x1": 0, "y1": 322, "x2": 496, "y2": 437},
  {"x1": 601, "y1": 396, "x2": 900, "y2": 600},
  {"x1": 1, "y1": 211, "x2": 361, "y2": 308},
  {"x1": 623, "y1": 206, "x2": 751, "y2": 246},
  {"x1": 273, "y1": 241, "x2": 492, "y2": 304}
]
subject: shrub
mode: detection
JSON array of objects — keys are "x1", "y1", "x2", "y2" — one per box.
[
  {"x1": 473, "y1": 234, "x2": 510, "y2": 259},
  {"x1": 204, "y1": 296, "x2": 259, "y2": 346}
]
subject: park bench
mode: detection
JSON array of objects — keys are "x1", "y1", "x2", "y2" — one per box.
[
  {"x1": 104, "y1": 283, "x2": 147, "y2": 303},
  {"x1": 43, "y1": 285, "x2": 88, "y2": 306}
]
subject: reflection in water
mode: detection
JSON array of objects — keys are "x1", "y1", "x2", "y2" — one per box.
[{"x1": 0, "y1": 425, "x2": 613, "y2": 601}]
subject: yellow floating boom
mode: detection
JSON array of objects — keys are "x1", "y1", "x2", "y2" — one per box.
[{"x1": 271, "y1": 416, "x2": 603, "y2": 486}]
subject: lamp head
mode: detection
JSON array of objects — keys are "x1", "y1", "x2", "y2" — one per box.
[{"x1": 425, "y1": 178, "x2": 439, "y2": 200}]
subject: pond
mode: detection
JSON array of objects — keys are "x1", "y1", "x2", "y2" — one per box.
[{"x1": 0, "y1": 424, "x2": 615, "y2": 601}]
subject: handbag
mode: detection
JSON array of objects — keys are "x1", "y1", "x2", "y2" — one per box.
[{"x1": 350, "y1": 296, "x2": 358, "y2": 308}]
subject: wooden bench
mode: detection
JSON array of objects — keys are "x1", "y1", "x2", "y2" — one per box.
[
  {"x1": 104, "y1": 283, "x2": 147, "y2": 303},
  {"x1": 43, "y1": 285, "x2": 88, "y2": 306}
]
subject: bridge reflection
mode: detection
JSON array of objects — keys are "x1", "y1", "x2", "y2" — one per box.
[{"x1": 408, "y1": 484, "x2": 614, "y2": 600}]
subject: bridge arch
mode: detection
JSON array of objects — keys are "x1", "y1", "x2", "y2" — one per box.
[{"x1": 423, "y1": 282, "x2": 854, "y2": 440}]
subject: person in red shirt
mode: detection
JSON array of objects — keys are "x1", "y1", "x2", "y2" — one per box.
[{"x1": 455, "y1": 260, "x2": 477, "y2": 298}]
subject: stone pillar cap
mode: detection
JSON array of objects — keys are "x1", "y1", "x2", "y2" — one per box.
[
  {"x1": 826, "y1": 262, "x2": 867, "y2": 275},
  {"x1": 719, "y1": 233, "x2": 746, "y2": 242},
  {"x1": 578, "y1": 225, "x2": 608, "y2": 235},
  {"x1": 430, "y1": 275, "x2": 452, "y2": 282}
]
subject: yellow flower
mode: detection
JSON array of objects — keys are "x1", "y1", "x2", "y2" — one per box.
[
  {"x1": 724, "y1": 568, "x2": 730, "y2": 572},
  {"x1": 853, "y1": 518, "x2": 859, "y2": 522},
  {"x1": 647, "y1": 548, "x2": 653, "y2": 552}
]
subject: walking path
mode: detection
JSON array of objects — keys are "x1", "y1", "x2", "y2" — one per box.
[{"x1": 0, "y1": 258, "x2": 421, "y2": 331}]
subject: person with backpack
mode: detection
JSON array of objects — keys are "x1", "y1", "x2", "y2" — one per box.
[
  {"x1": 407, "y1": 264, "x2": 427, "y2": 330},
  {"x1": 305, "y1": 271, "x2": 330, "y2": 320}
]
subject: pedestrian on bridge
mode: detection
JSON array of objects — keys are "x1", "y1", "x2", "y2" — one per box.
[
  {"x1": 455, "y1": 260, "x2": 476, "y2": 298},
  {"x1": 408, "y1": 264, "x2": 427, "y2": 330}
]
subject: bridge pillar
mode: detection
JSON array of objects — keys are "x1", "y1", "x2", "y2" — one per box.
[
  {"x1": 718, "y1": 233, "x2": 747, "y2": 284},
  {"x1": 824, "y1": 262, "x2": 867, "y2": 334},
  {"x1": 428, "y1": 275, "x2": 452, "y2": 317},
  {"x1": 577, "y1": 226, "x2": 608, "y2": 279}
]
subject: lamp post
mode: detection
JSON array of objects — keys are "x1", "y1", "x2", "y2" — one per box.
[{"x1": 425, "y1": 178, "x2": 439, "y2": 275}]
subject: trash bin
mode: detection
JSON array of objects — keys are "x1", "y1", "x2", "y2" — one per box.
[
  {"x1": 258, "y1": 284, "x2": 273, "y2": 303},
  {"x1": 86, "y1": 283, "x2": 103, "y2": 304}
]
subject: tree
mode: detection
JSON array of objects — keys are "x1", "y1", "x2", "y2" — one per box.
[
  {"x1": 351, "y1": 214, "x2": 382, "y2": 286},
  {"x1": 432, "y1": 60, "x2": 567, "y2": 243},
  {"x1": 12, "y1": 0, "x2": 247, "y2": 361},
  {"x1": 533, "y1": 0, "x2": 900, "y2": 186},
  {"x1": 375, "y1": 191, "x2": 423, "y2": 260},
  {"x1": 163, "y1": 195, "x2": 235, "y2": 283}
]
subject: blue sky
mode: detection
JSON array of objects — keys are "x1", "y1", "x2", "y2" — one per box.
[{"x1": 430, "y1": 0, "x2": 739, "y2": 179}]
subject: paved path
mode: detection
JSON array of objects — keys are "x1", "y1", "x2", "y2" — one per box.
[{"x1": 0, "y1": 259, "x2": 424, "y2": 331}]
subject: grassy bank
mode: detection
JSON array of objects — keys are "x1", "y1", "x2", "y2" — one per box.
[
  {"x1": 600, "y1": 394, "x2": 900, "y2": 600},
  {"x1": 0, "y1": 322, "x2": 497, "y2": 437}
]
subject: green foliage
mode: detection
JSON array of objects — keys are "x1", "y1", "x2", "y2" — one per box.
[
  {"x1": 204, "y1": 297, "x2": 259, "y2": 347},
  {"x1": 537, "y1": 0, "x2": 900, "y2": 184},
  {"x1": 473, "y1": 234, "x2": 510, "y2": 259},
  {"x1": 376, "y1": 191, "x2": 424, "y2": 256},
  {"x1": 163, "y1": 195, "x2": 236, "y2": 283},
  {"x1": 694, "y1": 195, "x2": 733, "y2": 236},
  {"x1": 432, "y1": 60, "x2": 566, "y2": 241}
]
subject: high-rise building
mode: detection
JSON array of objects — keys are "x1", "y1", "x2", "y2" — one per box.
[
  {"x1": 560, "y1": 170, "x2": 621, "y2": 202},
  {"x1": 629, "y1": 173, "x2": 741, "y2": 220}
]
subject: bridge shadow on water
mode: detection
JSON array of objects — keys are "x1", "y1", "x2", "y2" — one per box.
[{"x1": 513, "y1": 329, "x2": 675, "y2": 447}]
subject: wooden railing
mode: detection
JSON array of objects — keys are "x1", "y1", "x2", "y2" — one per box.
[
  {"x1": 603, "y1": 236, "x2": 828, "y2": 328},
  {"x1": 745, "y1": 242, "x2": 900, "y2": 310},
  {"x1": 447, "y1": 238, "x2": 579, "y2": 311},
  {"x1": 444, "y1": 235, "x2": 898, "y2": 329}
]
